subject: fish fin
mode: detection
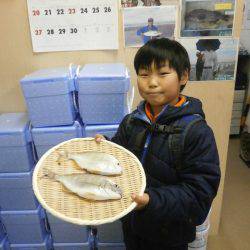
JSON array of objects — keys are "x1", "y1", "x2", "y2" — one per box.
[
  {"x1": 80, "y1": 169, "x2": 87, "y2": 174},
  {"x1": 72, "y1": 162, "x2": 86, "y2": 171},
  {"x1": 82, "y1": 192, "x2": 98, "y2": 200},
  {"x1": 61, "y1": 185, "x2": 74, "y2": 194},
  {"x1": 88, "y1": 169, "x2": 103, "y2": 175}
]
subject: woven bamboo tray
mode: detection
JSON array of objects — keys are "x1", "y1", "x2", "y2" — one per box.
[{"x1": 33, "y1": 138, "x2": 146, "y2": 225}]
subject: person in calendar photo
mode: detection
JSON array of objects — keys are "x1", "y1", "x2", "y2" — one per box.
[
  {"x1": 136, "y1": 18, "x2": 161, "y2": 44},
  {"x1": 95, "y1": 38, "x2": 221, "y2": 250}
]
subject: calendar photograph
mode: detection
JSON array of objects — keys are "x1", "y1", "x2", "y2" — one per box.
[
  {"x1": 181, "y1": 0, "x2": 236, "y2": 37},
  {"x1": 123, "y1": 5, "x2": 176, "y2": 47},
  {"x1": 179, "y1": 38, "x2": 239, "y2": 81},
  {"x1": 121, "y1": 0, "x2": 170, "y2": 7}
]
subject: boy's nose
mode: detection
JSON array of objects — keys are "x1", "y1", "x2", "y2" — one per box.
[{"x1": 148, "y1": 76, "x2": 158, "y2": 88}]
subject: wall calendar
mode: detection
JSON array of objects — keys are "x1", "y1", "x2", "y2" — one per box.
[{"x1": 27, "y1": 0, "x2": 119, "y2": 52}]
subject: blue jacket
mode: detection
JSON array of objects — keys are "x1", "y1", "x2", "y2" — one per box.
[
  {"x1": 136, "y1": 25, "x2": 158, "y2": 44},
  {"x1": 112, "y1": 96, "x2": 221, "y2": 248}
]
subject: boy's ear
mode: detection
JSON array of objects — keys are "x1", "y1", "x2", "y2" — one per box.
[{"x1": 180, "y1": 71, "x2": 189, "y2": 86}]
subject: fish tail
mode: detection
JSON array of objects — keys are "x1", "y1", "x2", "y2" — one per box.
[{"x1": 56, "y1": 150, "x2": 69, "y2": 165}]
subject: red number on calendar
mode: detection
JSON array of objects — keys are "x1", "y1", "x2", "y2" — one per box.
[
  {"x1": 32, "y1": 10, "x2": 40, "y2": 16},
  {"x1": 68, "y1": 8, "x2": 76, "y2": 14},
  {"x1": 35, "y1": 29, "x2": 42, "y2": 35}
]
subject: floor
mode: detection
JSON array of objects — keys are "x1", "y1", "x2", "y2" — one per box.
[{"x1": 207, "y1": 138, "x2": 250, "y2": 250}]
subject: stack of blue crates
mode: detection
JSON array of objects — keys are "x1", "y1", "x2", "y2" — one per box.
[
  {"x1": 0, "y1": 63, "x2": 131, "y2": 249},
  {"x1": 0, "y1": 113, "x2": 52, "y2": 249},
  {"x1": 20, "y1": 66, "x2": 92, "y2": 249}
]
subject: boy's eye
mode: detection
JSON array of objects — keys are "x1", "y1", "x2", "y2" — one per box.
[
  {"x1": 139, "y1": 73, "x2": 149, "y2": 78},
  {"x1": 159, "y1": 72, "x2": 170, "y2": 76}
]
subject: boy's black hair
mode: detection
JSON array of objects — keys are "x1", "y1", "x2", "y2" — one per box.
[{"x1": 134, "y1": 38, "x2": 191, "y2": 91}]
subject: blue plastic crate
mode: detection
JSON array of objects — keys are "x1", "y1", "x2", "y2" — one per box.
[
  {"x1": 10, "y1": 234, "x2": 52, "y2": 250},
  {"x1": 32, "y1": 120, "x2": 83, "y2": 159},
  {"x1": 76, "y1": 63, "x2": 130, "y2": 125},
  {"x1": 97, "y1": 243, "x2": 126, "y2": 250},
  {"x1": 0, "y1": 171, "x2": 38, "y2": 211},
  {"x1": 0, "y1": 113, "x2": 35, "y2": 173},
  {"x1": 0, "y1": 236, "x2": 10, "y2": 250},
  {"x1": 84, "y1": 124, "x2": 119, "y2": 139},
  {"x1": 20, "y1": 67, "x2": 77, "y2": 128},
  {"x1": 94, "y1": 221, "x2": 124, "y2": 244},
  {"x1": 53, "y1": 242, "x2": 90, "y2": 250},
  {"x1": 47, "y1": 213, "x2": 89, "y2": 243},
  {"x1": 0, "y1": 206, "x2": 48, "y2": 244}
]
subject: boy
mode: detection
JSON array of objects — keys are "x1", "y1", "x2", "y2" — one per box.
[{"x1": 95, "y1": 38, "x2": 221, "y2": 250}]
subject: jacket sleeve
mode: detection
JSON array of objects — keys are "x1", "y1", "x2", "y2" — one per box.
[
  {"x1": 110, "y1": 114, "x2": 130, "y2": 148},
  {"x1": 133, "y1": 120, "x2": 221, "y2": 226}
]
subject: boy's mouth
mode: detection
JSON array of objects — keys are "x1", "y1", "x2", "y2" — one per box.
[{"x1": 147, "y1": 92, "x2": 162, "y2": 96}]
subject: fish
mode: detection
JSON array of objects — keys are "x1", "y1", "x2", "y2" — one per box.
[
  {"x1": 185, "y1": 9, "x2": 233, "y2": 30},
  {"x1": 185, "y1": 9, "x2": 224, "y2": 23},
  {"x1": 57, "y1": 151, "x2": 123, "y2": 176},
  {"x1": 44, "y1": 171, "x2": 122, "y2": 200},
  {"x1": 143, "y1": 30, "x2": 162, "y2": 37}
]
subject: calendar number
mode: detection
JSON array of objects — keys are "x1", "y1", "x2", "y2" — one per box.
[
  {"x1": 104, "y1": 7, "x2": 111, "y2": 13},
  {"x1": 92, "y1": 7, "x2": 99, "y2": 13},
  {"x1": 44, "y1": 9, "x2": 52, "y2": 15},
  {"x1": 32, "y1": 10, "x2": 40, "y2": 16},
  {"x1": 70, "y1": 28, "x2": 78, "y2": 34},
  {"x1": 68, "y1": 8, "x2": 76, "y2": 14},
  {"x1": 47, "y1": 29, "x2": 54, "y2": 35},
  {"x1": 35, "y1": 29, "x2": 42, "y2": 35},
  {"x1": 80, "y1": 8, "x2": 88, "y2": 14},
  {"x1": 57, "y1": 9, "x2": 64, "y2": 15},
  {"x1": 59, "y1": 29, "x2": 66, "y2": 34}
]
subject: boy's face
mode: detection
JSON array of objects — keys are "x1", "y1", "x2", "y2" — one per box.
[{"x1": 137, "y1": 61, "x2": 188, "y2": 110}]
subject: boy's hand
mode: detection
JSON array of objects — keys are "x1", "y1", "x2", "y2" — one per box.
[
  {"x1": 131, "y1": 193, "x2": 149, "y2": 210},
  {"x1": 94, "y1": 134, "x2": 106, "y2": 143}
]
